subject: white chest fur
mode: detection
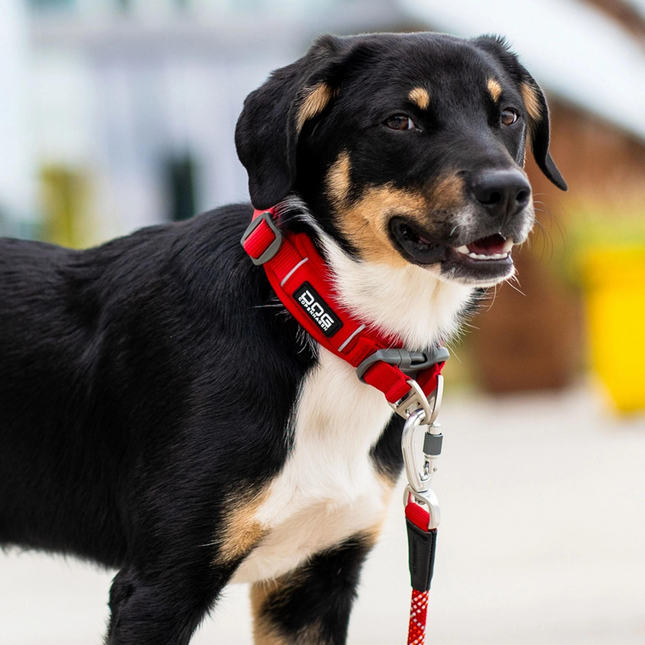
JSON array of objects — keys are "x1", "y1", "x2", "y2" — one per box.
[
  {"x1": 232, "y1": 236, "x2": 474, "y2": 584},
  {"x1": 231, "y1": 348, "x2": 393, "y2": 584}
]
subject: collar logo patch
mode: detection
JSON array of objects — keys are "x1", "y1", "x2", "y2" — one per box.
[{"x1": 293, "y1": 282, "x2": 343, "y2": 337}]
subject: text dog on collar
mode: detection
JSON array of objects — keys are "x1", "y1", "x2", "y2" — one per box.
[{"x1": 0, "y1": 32, "x2": 566, "y2": 645}]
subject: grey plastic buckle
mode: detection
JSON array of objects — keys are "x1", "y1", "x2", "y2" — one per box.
[
  {"x1": 356, "y1": 346, "x2": 449, "y2": 382},
  {"x1": 240, "y1": 211, "x2": 283, "y2": 265}
]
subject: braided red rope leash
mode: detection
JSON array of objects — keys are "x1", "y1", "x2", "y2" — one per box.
[
  {"x1": 405, "y1": 501, "x2": 435, "y2": 645},
  {"x1": 409, "y1": 589, "x2": 430, "y2": 645}
]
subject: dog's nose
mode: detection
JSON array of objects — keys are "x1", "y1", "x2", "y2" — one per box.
[{"x1": 470, "y1": 170, "x2": 531, "y2": 219}]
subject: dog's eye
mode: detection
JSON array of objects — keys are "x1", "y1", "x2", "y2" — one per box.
[
  {"x1": 385, "y1": 115, "x2": 415, "y2": 130},
  {"x1": 501, "y1": 108, "x2": 519, "y2": 126}
]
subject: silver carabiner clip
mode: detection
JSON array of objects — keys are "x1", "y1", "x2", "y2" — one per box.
[
  {"x1": 402, "y1": 408, "x2": 431, "y2": 493},
  {"x1": 400, "y1": 376, "x2": 444, "y2": 493}
]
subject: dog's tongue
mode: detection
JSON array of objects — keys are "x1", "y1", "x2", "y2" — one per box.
[{"x1": 467, "y1": 234, "x2": 507, "y2": 255}]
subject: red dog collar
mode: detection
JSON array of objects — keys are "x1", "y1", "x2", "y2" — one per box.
[{"x1": 241, "y1": 207, "x2": 447, "y2": 410}]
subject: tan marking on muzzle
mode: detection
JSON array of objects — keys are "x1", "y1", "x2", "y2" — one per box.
[
  {"x1": 334, "y1": 173, "x2": 467, "y2": 267},
  {"x1": 335, "y1": 185, "x2": 428, "y2": 267},
  {"x1": 521, "y1": 83, "x2": 542, "y2": 122},
  {"x1": 487, "y1": 78, "x2": 502, "y2": 103},
  {"x1": 296, "y1": 83, "x2": 337, "y2": 132},
  {"x1": 408, "y1": 87, "x2": 430, "y2": 110},
  {"x1": 215, "y1": 489, "x2": 269, "y2": 564},
  {"x1": 428, "y1": 172, "x2": 466, "y2": 211}
]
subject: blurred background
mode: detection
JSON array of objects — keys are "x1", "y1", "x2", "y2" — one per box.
[{"x1": 1, "y1": 0, "x2": 644, "y2": 643}]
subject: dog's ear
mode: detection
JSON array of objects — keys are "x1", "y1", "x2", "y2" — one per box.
[
  {"x1": 235, "y1": 35, "x2": 352, "y2": 209},
  {"x1": 518, "y1": 74, "x2": 568, "y2": 191},
  {"x1": 474, "y1": 36, "x2": 568, "y2": 192}
]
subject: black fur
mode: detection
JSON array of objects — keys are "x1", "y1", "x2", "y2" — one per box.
[
  {"x1": 0, "y1": 207, "x2": 319, "y2": 643},
  {"x1": 0, "y1": 32, "x2": 565, "y2": 644},
  {"x1": 252, "y1": 535, "x2": 373, "y2": 644}
]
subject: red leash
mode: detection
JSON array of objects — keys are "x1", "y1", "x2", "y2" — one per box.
[
  {"x1": 407, "y1": 504, "x2": 432, "y2": 645},
  {"x1": 242, "y1": 207, "x2": 446, "y2": 644},
  {"x1": 405, "y1": 482, "x2": 438, "y2": 645}
]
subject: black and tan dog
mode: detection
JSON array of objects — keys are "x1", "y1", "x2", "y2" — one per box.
[{"x1": 0, "y1": 33, "x2": 566, "y2": 644}]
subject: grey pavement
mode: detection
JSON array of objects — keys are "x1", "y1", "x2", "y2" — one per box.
[{"x1": 1, "y1": 385, "x2": 644, "y2": 644}]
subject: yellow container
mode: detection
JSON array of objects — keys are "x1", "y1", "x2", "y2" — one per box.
[
  {"x1": 582, "y1": 245, "x2": 645, "y2": 412},
  {"x1": 41, "y1": 165, "x2": 92, "y2": 249}
]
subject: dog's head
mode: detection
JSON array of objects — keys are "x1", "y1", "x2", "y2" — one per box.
[{"x1": 236, "y1": 32, "x2": 566, "y2": 288}]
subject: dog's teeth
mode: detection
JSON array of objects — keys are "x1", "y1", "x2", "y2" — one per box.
[
  {"x1": 466, "y1": 252, "x2": 509, "y2": 261},
  {"x1": 459, "y1": 242, "x2": 512, "y2": 261}
]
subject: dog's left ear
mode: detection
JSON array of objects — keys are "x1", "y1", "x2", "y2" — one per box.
[
  {"x1": 519, "y1": 74, "x2": 568, "y2": 191},
  {"x1": 235, "y1": 35, "x2": 353, "y2": 209},
  {"x1": 474, "y1": 36, "x2": 568, "y2": 192}
]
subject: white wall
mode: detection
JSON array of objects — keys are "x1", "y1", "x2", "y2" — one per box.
[
  {"x1": 0, "y1": 0, "x2": 37, "y2": 236},
  {"x1": 85, "y1": 47, "x2": 296, "y2": 236},
  {"x1": 28, "y1": 1, "x2": 315, "y2": 239}
]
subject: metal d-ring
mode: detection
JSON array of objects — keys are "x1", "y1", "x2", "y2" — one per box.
[
  {"x1": 390, "y1": 374, "x2": 444, "y2": 425},
  {"x1": 403, "y1": 485, "x2": 441, "y2": 530}
]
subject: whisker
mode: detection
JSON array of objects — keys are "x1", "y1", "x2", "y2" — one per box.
[
  {"x1": 510, "y1": 273, "x2": 523, "y2": 289},
  {"x1": 532, "y1": 196, "x2": 568, "y2": 250},
  {"x1": 446, "y1": 344, "x2": 463, "y2": 363},
  {"x1": 505, "y1": 279, "x2": 527, "y2": 297},
  {"x1": 531, "y1": 218, "x2": 554, "y2": 264},
  {"x1": 485, "y1": 284, "x2": 498, "y2": 312}
]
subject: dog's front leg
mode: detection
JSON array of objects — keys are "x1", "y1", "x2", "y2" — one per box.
[
  {"x1": 105, "y1": 561, "x2": 233, "y2": 645},
  {"x1": 249, "y1": 531, "x2": 376, "y2": 645}
]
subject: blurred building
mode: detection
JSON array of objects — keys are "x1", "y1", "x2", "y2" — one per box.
[
  {"x1": 27, "y1": 0, "x2": 340, "y2": 243},
  {"x1": 0, "y1": 1, "x2": 37, "y2": 238}
]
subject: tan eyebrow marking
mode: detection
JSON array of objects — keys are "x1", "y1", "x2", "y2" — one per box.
[
  {"x1": 487, "y1": 78, "x2": 503, "y2": 103},
  {"x1": 521, "y1": 82, "x2": 542, "y2": 121},
  {"x1": 408, "y1": 87, "x2": 430, "y2": 110},
  {"x1": 296, "y1": 83, "x2": 337, "y2": 132}
]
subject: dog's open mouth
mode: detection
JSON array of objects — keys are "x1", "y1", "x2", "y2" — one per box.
[
  {"x1": 389, "y1": 218, "x2": 515, "y2": 283},
  {"x1": 453, "y1": 234, "x2": 514, "y2": 261}
]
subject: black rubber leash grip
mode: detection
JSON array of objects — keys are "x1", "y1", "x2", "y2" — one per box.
[{"x1": 406, "y1": 520, "x2": 438, "y2": 592}]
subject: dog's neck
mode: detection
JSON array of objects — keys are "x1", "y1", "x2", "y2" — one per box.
[
  {"x1": 276, "y1": 196, "x2": 475, "y2": 351},
  {"x1": 322, "y1": 239, "x2": 474, "y2": 350}
]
